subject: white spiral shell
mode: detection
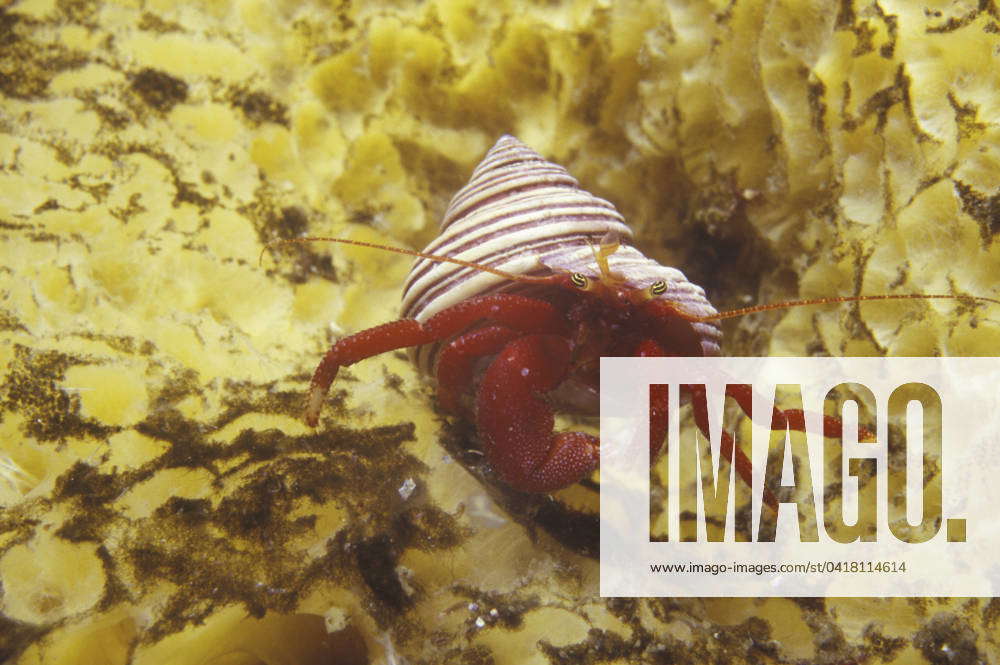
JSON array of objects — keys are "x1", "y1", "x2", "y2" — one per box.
[{"x1": 400, "y1": 135, "x2": 722, "y2": 375}]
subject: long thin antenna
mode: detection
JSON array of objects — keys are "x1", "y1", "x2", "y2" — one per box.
[
  {"x1": 260, "y1": 236, "x2": 555, "y2": 284},
  {"x1": 689, "y1": 293, "x2": 1000, "y2": 323},
  {"x1": 262, "y1": 238, "x2": 1000, "y2": 321}
]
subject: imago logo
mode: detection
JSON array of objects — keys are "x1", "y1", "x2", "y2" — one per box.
[
  {"x1": 599, "y1": 357, "x2": 1000, "y2": 597},
  {"x1": 660, "y1": 381, "x2": 961, "y2": 546}
]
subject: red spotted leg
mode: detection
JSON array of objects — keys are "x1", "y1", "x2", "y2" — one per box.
[
  {"x1": 305, "y1": 294, "x2": 565, "y2": 426},
  {"x1": 476, "y1": 334, "x2": 599, "y2": 493},
  {"x1": 435, "y1": 325, "x2": 521, "y2": 414},
  {"x1": 685, "y1": 385, "x2": 780, "y2": 512},
  {"x1": 634, "y1": 339, "x2": 669, "y2": 458},
  {"x1": 633, "y1": 340, "x2": 779, "y2": 511},
  {"x1": 686, "y1": 383, "x2": 877, "y2": 512},
  {"x1": 724, "y1": 384, "x2": 874, "y2": 440}
]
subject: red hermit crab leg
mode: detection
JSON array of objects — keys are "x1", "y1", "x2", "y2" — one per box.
[
  {"x1": 304, "y1": 293, "x2": 565, "y2": 426},
  {"x1": 683, "y1": 385, "x2": 780, "y2": 512},
  {"x1": 634, "y1": 339, "x2": 781, "y2": 511},
  {"x1": 434, "y1": 325, "x2": 521, "y2": 414},
  {"x1": 475, "y1": 334, "x2": 599, "y2": 493}
]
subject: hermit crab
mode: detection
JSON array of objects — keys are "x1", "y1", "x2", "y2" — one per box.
[{"x1": 290, "y1": 135, "x2": 996, "y2": 505}]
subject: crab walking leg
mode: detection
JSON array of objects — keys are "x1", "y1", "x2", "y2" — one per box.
[
  {"x1": 476, "y1": 334, "x2": 599, "y2": 493},
  {"x1": 684, "y1": 384, "x2": 873, "y2": 514},
  {"x1": 305, "y1": 294, "x2": 565, "y2": 426},
  {"x1": 633, "y1": 339, "x2": 670, "y2": 458},
  {"x1": 685, "y1": 384, "x2": 780, "y2": 512},
  {"x1": 725, "y1": 384, "x2": 876, "y2": 440},
  {"x1": 435, "y1": 325, "x2": 522, "y2": 414},
  {"x1": 633, "y1": 339, "x2": 770, "y2": 509}
]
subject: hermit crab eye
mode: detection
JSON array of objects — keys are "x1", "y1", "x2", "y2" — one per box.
[
  {"x1": 570, "y1": 272, "x2": 589, "y2": 289},
  {"x1": 649, "y1": 280, "x2": 667, "y2": 296}
]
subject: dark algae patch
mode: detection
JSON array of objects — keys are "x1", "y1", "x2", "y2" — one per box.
[
  {"x1": 57, "y1": 409, "x2": 435, "y2": 643},
  {"x1": 862, "y1": 624, "x2": 907, "y2": 662},
  {"x1": 129, "y1": 67, "x2": 188, "y2": 113},
  {"x1": 0, "y1": 361, "x2": 464, "y2": 660},
  {"x1": 955, "y1": 180, "x2": 1000, "y2": 240},
  {"x1": 540, "y1": 628, "x2": 639, "y2": 665},
  {"x1": 254, "y1": 204, "x2": 341, "y2": 284},
  {"x1": 230, "y1": 87, "x2": 290, "y2": 126},
  {"x1": 1, "y1": 344, "x2": 118, "y2": 442},
  {"x1": 0, "y1": 6, "x2": 89, "y2": 99},
  {"x1": 451, "y1": 585, "x2": 541, "y2": 636},
  {"x1": 913, "y1": 613, "x2": 982, "y2": 665},
  {"x1": 0, "y1": 617, "x2": 47, "y2": 665},
  {"x1": 537, "y1": 615, "x2": 779, "y2": 665},
  {"x1": 355, "y1": 535, "x2": 412, "y2": 613}
]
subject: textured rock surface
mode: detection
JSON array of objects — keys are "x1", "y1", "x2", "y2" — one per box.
[{"x1": 1, "y1": 0, "x2": 999, "y2": 663}]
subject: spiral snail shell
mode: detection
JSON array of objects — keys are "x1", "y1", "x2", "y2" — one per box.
[{"x1": 400, "y1": 135, "x2": 722, "y2": 377}]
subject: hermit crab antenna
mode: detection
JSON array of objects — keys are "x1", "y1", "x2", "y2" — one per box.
[
  {"x1": 685, "y1": 293, "x2": 1000, "y2": 323},
  {"x1": 260, "y1": 236, "x2": 555, "y2": 285}
]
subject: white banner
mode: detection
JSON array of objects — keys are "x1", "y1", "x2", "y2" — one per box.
[{"x1": 599, "y1": 357, "x2": 1000, "y2": 597}]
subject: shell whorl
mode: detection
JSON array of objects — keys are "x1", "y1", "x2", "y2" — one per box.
[{"x1": 401, "y1": 135, "x2": 721, "y2": 375}]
